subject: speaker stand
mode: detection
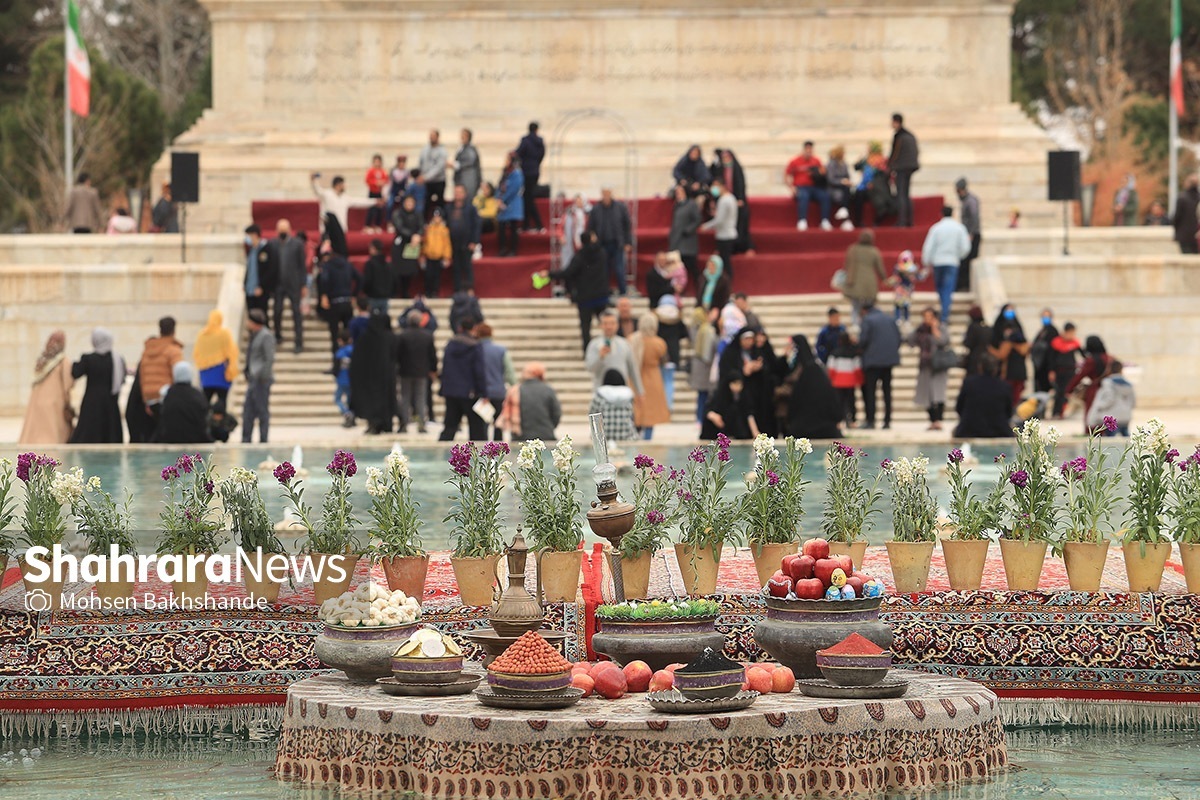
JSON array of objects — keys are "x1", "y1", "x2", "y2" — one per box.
[
  {"x1": 1061, "y1": 201, "x2": 1069, "y2": 256},
  {"x1": 180, "y1": 203, "x2": 188, "y2": 263}
]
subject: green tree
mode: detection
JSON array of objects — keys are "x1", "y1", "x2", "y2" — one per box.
[
  {"x1": 0, "y1": 37, "x2": 164, "y2": 232},
  {"x1": 0, "y1": 0, "x2": 51, "y2": 106}
]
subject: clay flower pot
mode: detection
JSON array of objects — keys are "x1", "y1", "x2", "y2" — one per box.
[
  {"x1": 451, "y1": 554, "x2": 501, "y2": 607},
  {"x1": 309, "y1": 552, "x2": 359, "y2": 605},
  {"x1": 827, "y1": 541, "x2": 869, "y2": 573},
  {"x1": 93, "y1": 556, "x2": 137, "y2": 604},
  {"x1": 999, "y1": 538, "x2": 1048, "y2": 591},
  {"x1": 674, "y1": 543, "x2": 721, "y2": 596},
  {"x1": 1062, "y1": 540, "x2": 1110, "y2": 592},
  {"x1": 240, "y1": 548, "x2": 284, "y2": 604},
  {"x1": 19, "y1": 557, "x2": 66, "y2": 611},
  {"x1": 1180, "y1": 542, "x2": 1200, "y2": 593},
  {"x1": 1122, "y1": 540, "x2": 1171, "y2": 592},
  {"x1": 380, "y1": 554, "x2": 429, "y2": 600},
  {"x1": 605, "y1": 549, "x2": 653, "y2": 600},
  {"x1": 940, "y1": 538, "x2": 990, "y2": 591},
  {"x1": 885, "y1": 540, "x2": 935, "y2": 594},
  {"x1": 748, "y1": 540, "x2": 799, "y2": 588},
  {"x1": 536, "y1": 549, "x2": 583, "y2": 604}
]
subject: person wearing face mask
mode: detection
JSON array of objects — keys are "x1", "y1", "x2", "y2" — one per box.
[
  {"x1": 243, "y1": 224, "x2": 275, "y2": 322},
  {"x1": 701, "y1": 177, "x2": 739, "y2": 282},
  {"x1": 988, "y1": 304, "x2": 1030, "y2": 405},
  {"x1": 1029, "y1": 308, "x2": 1059, "y2": 397}
]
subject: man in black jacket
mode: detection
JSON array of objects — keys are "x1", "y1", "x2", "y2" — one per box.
[
  {"x1": 155, "y1": 362, "x2": 213, "y2": 444},
  {"x1": 587, "y1": 189, "x2": 633, "y2": 295},
  {"x1": 361, "y1": 238, "x2": 396, "y2": 316},
  {"x1": 517, "y1": 121, "x2": 545, "y2": 232},
  {"x1": 438, "y1": 316, "x2": 488, "y2": 441},
  {"x1": 1173, "y1": 174, "x2": 1199, "y2": 254},
  {"x1": 542, "y1": 230, "x2": 610, "y2": 354},
  {"x1": 317, "y1": 245, "x2": 359, "y2": 372},
  {"x1": 888, "y1": 113, "x2": 920, "y2": 227},
  {"x1": 395, "y1": 311, "x2": 438, "y2": 433},
  {"x1": 244, "y1": 224, "x2": 276, "y2": 323},
  {"x1": 271, "y1": 218, "x2": 308, "y2": 352},
  {"x1": 445, "y1": 185, "x2": 482, "y2": 292}
]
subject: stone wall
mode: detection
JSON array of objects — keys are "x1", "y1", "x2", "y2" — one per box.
[
  {"x1": 0, "y1": 264, "x2": 239, "y2": 415},
  {"x1": 995, "y1": 254, "x2": 1200, "y2": 407},
  {"x1": 165, "y1": 0, "x2": 1057, "y2": 232}
]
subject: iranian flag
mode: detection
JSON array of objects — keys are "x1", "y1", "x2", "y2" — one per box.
[
  {"x1": 66, "y1": 0, "x2": 89, "y2": 117},
  {"x1": 1172, "y1": 0, "x2": 1185, "y2": 116}
]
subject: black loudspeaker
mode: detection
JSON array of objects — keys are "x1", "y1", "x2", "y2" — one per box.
[
  {"x1": 1047, "y1": 151, "x2": 1081, "y2": 201},
  {"x1": 171, "y1": 152, "x2": 200, "y2": 203}
]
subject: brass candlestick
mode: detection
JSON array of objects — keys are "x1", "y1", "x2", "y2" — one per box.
[{"x1": 585, "y1": 413, "x2": 635, "y2": 603}]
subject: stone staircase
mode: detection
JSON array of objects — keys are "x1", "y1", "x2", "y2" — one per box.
[{"x1": 231, "y1": 292, "x2": 972, "y2": 430}]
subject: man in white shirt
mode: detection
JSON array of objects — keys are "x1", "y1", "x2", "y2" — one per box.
[
  {"x1": 311, "y1": 173, "x2": 373, "y2": 256},
  {"x1": 920, "y1": 205, "x2": 971, "y2": 325},
  {"x1": 702, "y1": 176, "x2": 738, "y2": 280},
  {"x1": 584, "y1": 311, "x2": 644, "y2": 394},
  {"x1": 419, "y1": 129, "x2": 448, "y2": 215}
]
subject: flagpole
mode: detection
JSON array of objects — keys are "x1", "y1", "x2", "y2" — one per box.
[
  {"x1": 1171, "y1": 91, "x2": 1179, "y2": 216},
  {"x1": 63, "y1": 0, "x2": 73, "y2": 194},
  {"x1": 1170, "y1": 0, "x2": 1182, "y2": 215}
]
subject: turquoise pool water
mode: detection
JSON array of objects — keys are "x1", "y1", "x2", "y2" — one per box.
[
  {"x1": 0, "y1": 726, "x2": 1197, "y2": 798},
  {"x1": 0, "y1": 441, "x2": 1075, "y2": 553}
]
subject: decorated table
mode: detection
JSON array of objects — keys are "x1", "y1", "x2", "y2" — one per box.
[{"x1": 275, "y1": 671, "x2": 1007, "y2": 799}]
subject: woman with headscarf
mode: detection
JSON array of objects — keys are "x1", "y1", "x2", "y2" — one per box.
[
  {"x1": 155, "y1": 362, "x2": 213, "y2": 444},
  {"x1": 588, "y1": 369, "x2": 637, "y2": 441},
  {"x1": 496, "y1": 151, "x2": 524, "y2": 257},
  {"x1": 988, "y1": 303, "x2": 1031, "y2": 405},
  {"x1": 630, "y1": 313, "x2": 671, "y2": 440},
  {"x1": 718, "y1": 326, "x2": 778, "y2": 436},
  {"x1": 906, "y1": 307, "x2": 952, "y2": 430},
  {"x1": 193, "y1": 310, "x2": 239, "y2": 414},
  {"x1": 18, "y1": 331, "x2": 75, "y2": 445},
  {"x1": 1066, "y1": 335, "x2": 1114, "y2": 434},
  {"x1": 961, "y1": 304, "x2": 992, "y2": 376},
  {"x1": 70, "y1": 329, "x2": 125, "y2": 444},
  {"x1": 672, "y1": 145, "x2": 711, "y2": 196},
  {"x1": 349, "y1": 310, "x2": 397, "y2": 434},
  {"x1": 687, "y1": 305, "x2": 718, "y2": 425},
  {"x1": 778, "y1": 334, "x2": 843, "y2": 440},
  {"x1": 709, "y1": 148, "x2": 755, "y2": 254},
  {"x1": 699, "y1": 254, "x2": 731, "y2": 312},
  {"x1": 700, "y1": 370, "x2": 755, "y2": 440},
  {"x1": 645, "y1": 251, "x2": 687, "y2": 311}
]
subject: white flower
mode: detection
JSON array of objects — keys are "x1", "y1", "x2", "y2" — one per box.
[
  {"x1": 365, "y1": 466, "x2": 386, "y2": 498},
  {"x1": 1044, "y1": 425, "x2": 1061, "y2": 448},
  {"x1": 385, "y1": 450, "x2": 409, "y2": 479},
  {"x1": 752, "y1": 434, "x2": 777, "y2": 461},
  {"x1": 1131, "y1": 418, "x2": 1169, "y2": 456},
  {"x1": 552, "y1": 436, "x2": 577, "y2": 472},
  {"x1": 86, "y1": 475, "x2": 102, "y2": 493},
  {"x1": 793, "y1": 438, "x2": 813, "y2": 455},
  {"x1": 912, "y1": 456, "x2": 929, "y2": 478},
  {"x1": 50, "y1": 467, "x2": 84, "y2": 504},
  {"x1": 229, "y1": 466, "x2": 257, "y2": 485},
  {"x1": 517, "y1": 440, "x2": 545, "y2": 470}
]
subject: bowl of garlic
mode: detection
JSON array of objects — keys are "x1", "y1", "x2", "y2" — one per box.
[{"x1": 314, "y1": 583, "x2": 423, "y2": 682}]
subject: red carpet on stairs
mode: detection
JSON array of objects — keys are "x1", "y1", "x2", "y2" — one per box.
[{"x1": 251, "y1": 195, "x2": 946, "y2": 298}]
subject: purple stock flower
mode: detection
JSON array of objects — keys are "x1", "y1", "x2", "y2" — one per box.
[
  {"x1": 1103, "y1": 415, "x2": 1119, "y2": 434},
  {"x1": 448, "y1": 443, "x2": 473, "y2": 476},
  {"x1": 717, "y1": 449, "x2": 731, "y2": 463},
  {"x1": 652, "y1": 464, "x2": 665, "y2": 476},
  {"x1": 15, "y1": 452, "x2": 34, "y2": 482},
  {"x1": 481, "y1": 441, "x2": 510, "y2": 459},
  {"x1": 633, "y1": 454, "x2": 655, "y2": 470},
  {"x1": 676, "y1": 489, "x2": 694, "y2": 501},
  {"x1": 858, "y1": 449, "x2": 868, "y2": 458},
  {"x1": 1166, "y1": 449, "x2": 1181, "y2": 464},
  {"x1": 203, "y1": 480, "x2": 215, "y2": 496},
  {"x1": 1060, "y1": 457, "x2": 1087, "y2": 480},
  {"x1": 1009, "y1": 470, "x2": 1030, "y2": 489},
  {"x1": 880, "y1": 458, "x2": 893, "y2": 470},
  {"x1": 161, "y1": 466, "x2": 179, "y2": 482},
  {"x1": 948, "y1": 449, "x2": 964, "y2": 465},
  {"x1": 646, "y1": 510, "x2": 666, "y2": 525},
  {"x1": 273, "y1": 462, "x2": 296, "y2": 485},
  {"x1": 715, "y1": 433, "x2": 731, "y2": 450},
  {"x1": 833, "y1": 442, "x2": 855, "y2": 459},
  {"x1": 327, "y1": 449, "x2": 358, "y2": 477},
  {"x1": 183, "y1": 508, "x2": 197, "y2": 523},
  {"x1": 688, "y1": 447, "x2": 707, "y2": 464},
  {"x1": 177, "y1": 453, "x2": 194, "y2": 474},
  {"x1": 766, "y1": 470, "x2": 780, "y2": 486}
]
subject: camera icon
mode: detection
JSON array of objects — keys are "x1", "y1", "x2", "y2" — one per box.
[{"x1": 25, "y1": 589, "x2": 53, "y2": 613}]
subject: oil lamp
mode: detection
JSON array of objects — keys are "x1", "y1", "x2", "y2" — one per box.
[{"x1": 585, "y1": 413, "x2": 635, "y2": 602}]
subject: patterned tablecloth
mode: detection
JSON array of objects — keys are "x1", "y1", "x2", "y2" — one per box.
[{"x1": 275, "y1": 671, "x2": 1007, "y2": 800}]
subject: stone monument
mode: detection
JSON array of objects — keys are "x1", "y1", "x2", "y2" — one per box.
[{"x1": 167, "y1": 0, "x2": 1055, "y2": 231}]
